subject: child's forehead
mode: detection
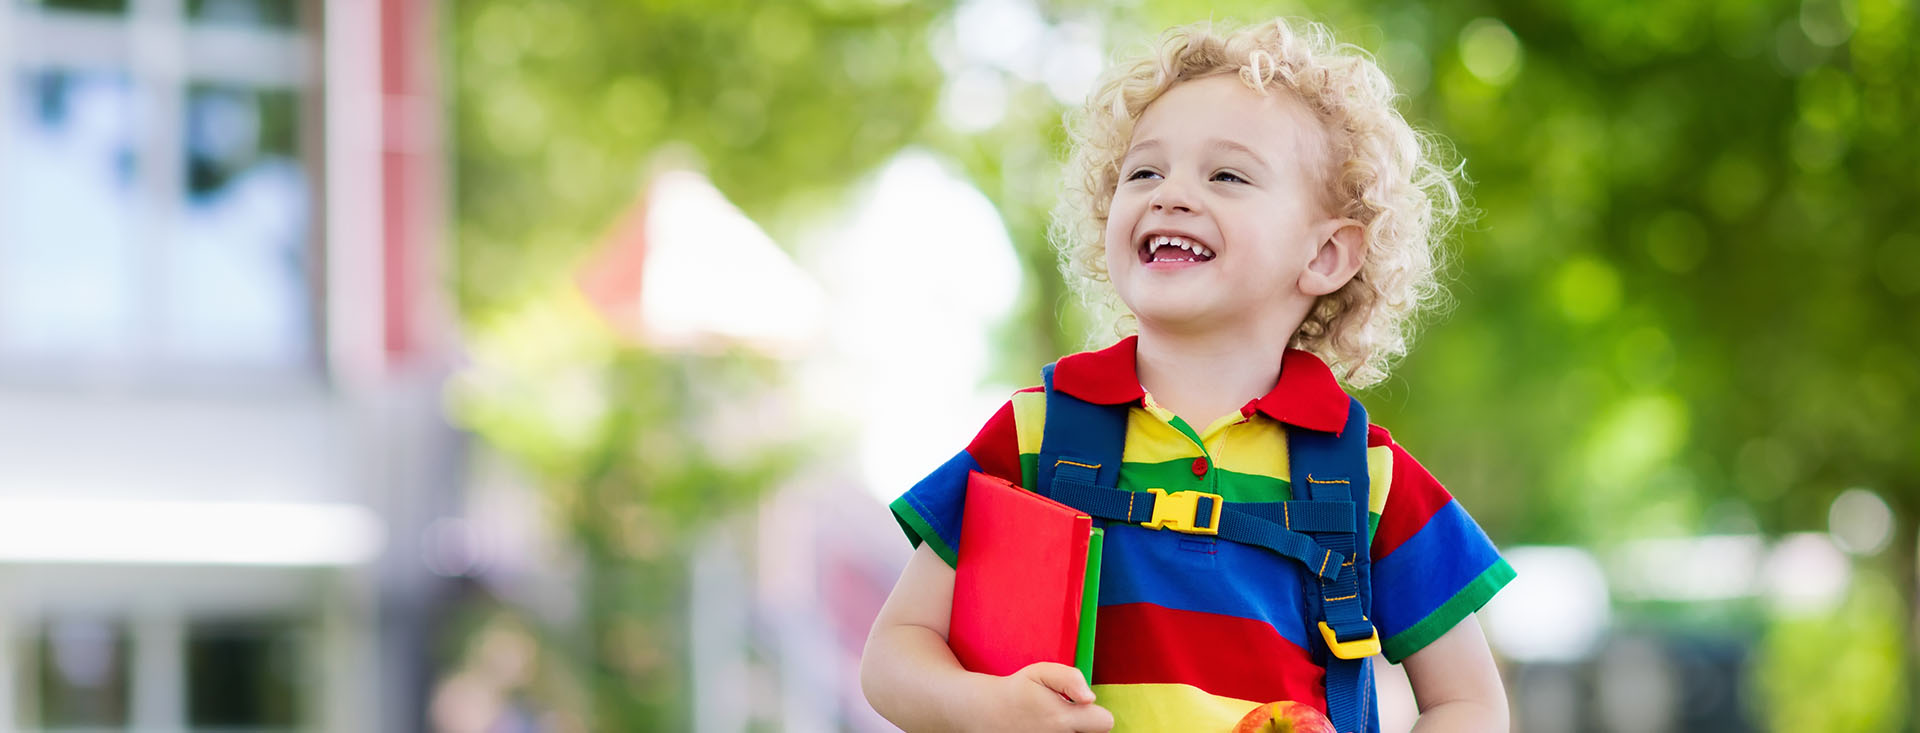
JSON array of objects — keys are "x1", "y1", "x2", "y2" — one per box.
[{"x1": 1129, "y1": 75, "x2": 1327, "y2": 160}]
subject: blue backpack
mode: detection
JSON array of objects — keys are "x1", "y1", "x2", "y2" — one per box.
[{"x1": 1033, "y1": 362, "x2": 1380, "y2": 733}]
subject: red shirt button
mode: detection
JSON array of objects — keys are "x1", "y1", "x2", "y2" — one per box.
[{"x1": 1192, "y1": 457, "x2": 1209, "y2": 476}]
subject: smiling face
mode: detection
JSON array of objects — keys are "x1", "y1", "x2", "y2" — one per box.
[{"x1": 1103, "y1": 73, "x2": 1349, "y2": 338}]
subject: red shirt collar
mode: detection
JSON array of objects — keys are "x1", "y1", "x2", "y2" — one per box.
[{"x1": 1052, "y1": 335, "x2": 1352, "y2": 434}]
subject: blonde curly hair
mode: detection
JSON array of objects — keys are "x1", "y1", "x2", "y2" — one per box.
[{"x1": 1050, "y1": 17, "x2": 1465, "y2": 388}]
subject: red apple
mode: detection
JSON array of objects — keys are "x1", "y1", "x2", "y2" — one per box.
[{"x1": 1232, "y1": 701, "x2": 1338, "y2": 733}]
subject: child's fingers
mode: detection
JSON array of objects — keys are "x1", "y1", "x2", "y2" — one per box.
[
  {"x1": 1065, "y1": 701, "x2": 1115, "y2": 732},
  {"x1": 1020, "y1": 661, "x2": 1096, "y2": 704}
]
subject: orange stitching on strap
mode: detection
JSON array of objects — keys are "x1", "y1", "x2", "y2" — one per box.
[
  {"x1": 1057, "y1": 459, "x2": 1101, "y2": 470},
  {"x1": 1306, "y1": 474, "x2": 1350, "y2": 485},
  {"x1": 1324, "y1": 594, "x2": 1358, "y2": 602},
  {"x1": 1125, "y1": 492, "x2": 1137, "y2": 522},
  {"x1": 1319, "y1": 552, "x2": 1331, "y2": 577},
  {"x1": 1284, "y1": 502, "x2": 1291, "y2": 529}
]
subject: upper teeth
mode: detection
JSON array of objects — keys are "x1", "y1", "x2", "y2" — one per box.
[{"x1": 1150, "y1": 235, "x2": 1213, "y2": 258}]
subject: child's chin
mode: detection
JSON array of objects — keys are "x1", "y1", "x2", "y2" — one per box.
[{"x1": 1129, "y1": 300, "x2": 1221, "y2": 331}]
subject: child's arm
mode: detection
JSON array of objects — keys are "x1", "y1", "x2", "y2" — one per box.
[
  {"x1": 860, "y1": 543, "x2": 1115, "y2": 733},
  {"x1": 1399, "y1": 615, "x2": 1509, "y2": 731}
]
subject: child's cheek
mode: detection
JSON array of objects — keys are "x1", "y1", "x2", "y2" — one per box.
[{"x1": 1102, "y1": 214, "x2": 1132, "y2": 256}]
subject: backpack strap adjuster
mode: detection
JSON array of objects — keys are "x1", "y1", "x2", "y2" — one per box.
[
  {"x1": 1138, "y1": 488, "x2": 1222, "y2": 535},
  {"x1": 1318, "y1": 621, "x2": 1382, "y2": 660}
]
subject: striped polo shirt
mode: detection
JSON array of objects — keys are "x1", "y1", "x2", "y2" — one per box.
[{"x1": 890, "y1": 336, "x2": 1514, "y2": 730}]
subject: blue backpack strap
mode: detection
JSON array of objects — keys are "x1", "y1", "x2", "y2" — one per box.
[
  {"x1": 1037, "y1": 362, "x2": 1128, "y2": 496},
  {"x1": 1287, "y1": 396, "x2": 1379, "y2": 733},
  {"x1": 1041, "y1": 361, "x2": 1379, "y2": 730}
]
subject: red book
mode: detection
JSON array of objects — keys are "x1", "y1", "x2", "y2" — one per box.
[{"x1": 950, "y1": 471, "x2": 1103, "y2": 683}]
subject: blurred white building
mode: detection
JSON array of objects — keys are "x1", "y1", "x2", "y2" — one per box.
[{"x1": 0, "y1": 1, "x2": 456, "y2": 731}]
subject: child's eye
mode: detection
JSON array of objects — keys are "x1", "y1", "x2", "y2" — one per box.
[
  {"x1": 1213, "y1": 171, "x2": 1248, "y2": 183},
  {"x1": 1126, "y1": 168, "x2": 1161, "y2": 181}
]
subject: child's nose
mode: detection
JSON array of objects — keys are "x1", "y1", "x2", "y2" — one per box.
[
  {"x1": 1151, "y1": 197, "x2": 1197, "y2": 215},
  {"x1": 1149, "y1": 175, "x2": 1199, "y2": 213}
]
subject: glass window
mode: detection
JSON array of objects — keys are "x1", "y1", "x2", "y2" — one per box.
[
  {"x1": 186, "y1": 618, "x2": 300, "y2": 728},
  {"x1": 0, "y1": 69, "x2": 142, "y2": 364},
  {"x1": 31, "y1": 617, "x2": 131, "y2": 727},
  {"x1": 166, "y1": 83, "x2": 312, "y2": 367},
  {"x1": 1, "y1": 0, "x2": 320, "y2": 379}
]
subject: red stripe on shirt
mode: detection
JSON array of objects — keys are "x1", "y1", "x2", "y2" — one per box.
[
  {"x1": 1093, "y1": 602, "x2": 1326, "y2": 712},
  {"x1": 1366, "y1": 424, "x2": 1393, "y2": 448},
  {"x1": 1370, "y1": 440, "x2": 1455, "y2": 560},
  {"x1": 964, "y1": 400, "x2": 1024, "y2": 485}
]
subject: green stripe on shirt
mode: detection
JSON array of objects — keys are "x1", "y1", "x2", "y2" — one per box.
[
  {"x1": 891, "y1": 496, "x2": 958, "y2": 568},
  {"x1": 1381, "y1": 558, "x2": 1516, "y2": 663}
]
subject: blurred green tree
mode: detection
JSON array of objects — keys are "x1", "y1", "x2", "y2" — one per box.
[
  {"x1": 452, "y1": 0, "x2": 949, "y2": 317},
  {"x1": 449, "y1": 292, "x2": 804, "y2": 728},
  {"x1": 447, "y1": 0, "x2": 953, "y2": 728}
]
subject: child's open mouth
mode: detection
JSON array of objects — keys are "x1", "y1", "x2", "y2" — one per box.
[{"x1": 1138, "y1": 234, "x2": 1216, "y2": 265}]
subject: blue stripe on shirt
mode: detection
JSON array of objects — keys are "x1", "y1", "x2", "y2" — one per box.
[
  {"x1": 1095, "y1": 523, "x2": 1314, "y2": 651},
  {"x1": 1369, "y1": 499, "x2": 1502, "y2": 640}
]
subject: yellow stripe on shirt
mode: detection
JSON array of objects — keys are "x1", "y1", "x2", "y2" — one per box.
[
  {"x1": 1121, "y1": 408, "x2": 1204, "y2": 464},
  {"x1": 1366, "y1": 444, "x2": 1393, "y2": 517},
  {"x1": 1205, "y1": 420, "x2": 1291, "y2": 482},
  {"x1": 1012, "y1": 390, "x2": 1047, "y2": 456},
  {"x1": 1092, "y1": 682, "x2": 1267, "y2": 732}
]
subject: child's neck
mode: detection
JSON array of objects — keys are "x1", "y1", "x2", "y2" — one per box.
[{"x1": 1134, "y1": 323, "x2": 1293, "y2": 430}]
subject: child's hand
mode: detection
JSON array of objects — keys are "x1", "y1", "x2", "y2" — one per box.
[{"x1": 968, "y1": 662, "x2": 1113, "y2": 732}]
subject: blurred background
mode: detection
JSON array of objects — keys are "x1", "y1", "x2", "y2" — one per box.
[{"x1": 0, "y1": 0, "x2": 1913, "y2": 731}]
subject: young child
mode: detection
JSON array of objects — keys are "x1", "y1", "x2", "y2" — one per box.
[{"x1": 862, "y1": 17, "x2": 1513, "y2": 732}]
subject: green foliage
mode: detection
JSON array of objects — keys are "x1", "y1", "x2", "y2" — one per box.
[
  {"x1": 449, "y1": 1, "x2": 953, "y2": 725},
  {"x1": 1359, "y1": 0, "x2": 1920, "y2": 553},
  {"x1": 444, "y1": 0, "x2": 953, "y2": 558},
  {"x1": 451, "y1": 0, "x2": 950, "y2": 315},
  {"x1": 447, "y1": 291, "x2": 809, "y2": 728},
  {"x1": 1755, "y1": 569, "x2": 1907, "y2": 731}
]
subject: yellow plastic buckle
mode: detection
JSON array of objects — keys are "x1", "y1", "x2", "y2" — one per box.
[
  {"x1": 1318, "y1": 622, "x2": 1382, "y2": 660},
  {"x1": 1139, "y1": 488, "x2": 1223, "y2": 535}
]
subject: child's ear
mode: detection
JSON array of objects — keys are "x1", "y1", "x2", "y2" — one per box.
[{"x1": 1299, "y1": 218, "x2": 1367, "y2": 296}]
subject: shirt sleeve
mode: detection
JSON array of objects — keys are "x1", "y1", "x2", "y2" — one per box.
[
  {"x1": 888, "y1": 398, "x2": 1024, "y2": 568},
  {"x1": 1365, "y1": 433, "x2": 1515, "y2": 663}
]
